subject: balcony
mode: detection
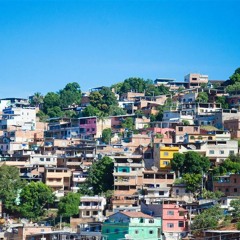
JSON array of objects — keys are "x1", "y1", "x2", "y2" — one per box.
[{"x1": 73, "y1": 177, "x2": 86, "y2": 183}]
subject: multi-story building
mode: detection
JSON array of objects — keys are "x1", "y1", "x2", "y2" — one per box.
[
  {"x1": 142, "y1": 169, "x2": 175, "y2": 204},
  {"x1": 79, "y1": 196, "x2": 106, "y2": 221},
  {"x1": 174, "y1": 125, "x2": 200, "y2": 143},
  {"x1": 71, "y1": 170, "x2": 88, "y2": 192},
  {"x1": 154, "y1": 144, "x2": 179, "y2": 170},
  {"x1": 162, "y1": 203, "x2": 188, "y2": 240},
  {"x1": 0, "y1": 106, "x2": 36, "y2": 131},
  {"x1": 213, "y1": 174, "x2": 240, "y2": 197},
  {"x1": 44, "y1": 167, "x2": 72, "y2": 198},
  {"x1": 184, "y1": 73, "x2": 208, "y2": 88},
  {"x1": 224, "y1": 118, "x2": 240, "y2": 139},
  {"x1": 112, "y1": 155, "x2": 144, "y2": 212},
  {"x1": 102, "y1": 211, "x2": 162, "y2": 240}
]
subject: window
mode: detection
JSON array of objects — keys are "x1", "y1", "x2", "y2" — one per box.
[
  {"x1": 86, "y1": 211, "x2": 90, "y2": 216},
  {"x1": 167, "y1": 211, "x2": 174, "y2": 215},
  {"x1": 115, "y1": 229, "x2": 119, "y2": 234},
  {"x1": 234, "y1": 179, "x2": 237, "y2": 183},
  {"x1": 178, "y1": 221, "x2": 184, "y2": 227},
  {"x1": 164, "y1": 152, "x2": 169, "y2": 156},
  {"x1": 167, "y1": 223, "x2": 174, "y2": 228},
  {"x1": 178, "y1": 127, "x2": 183, "y2": 132},
  {"x1": 194, "y1": 127, "x2": 198, "y2": 132},
  {"x1": 135, "y1": 230, "x2": 139, "y2": 234},
  {"x1": 234, "y1": 188, "x2": 237, "y2": 193},
  {"x1": 149, "y1": 230, "x2": 154, "y2": 234},
  {"x1": 105, "y1": 229, "x2": 109, "y2": 233},
  {"x1": 159, "y1": 191, "x2": 164, "y2": 195},
  {"x1": 149, "y1": 219, "x2": 154, "y2": 223},
  {"x1": 220, "y1": 150, "x2": 224, "y2": 154},
  {"x1": 230, "y1": 150, "x2": 235, "y2": 155},
  {"x1": 209, "y1": 150, "x2": 214, "y2": 154},
  {"x1": 226, "y1": 188, "x2": 229, "y2": 192},
  {"x1": 93, "y1": 211, "x2": 98, "y2": 215},
  {"x1": 163, "y1": 161, "x2": 169, "y2": 166}
]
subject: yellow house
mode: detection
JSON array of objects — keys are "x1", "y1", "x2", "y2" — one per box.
[
  {"x1": 159, "y1": 146, "x2": 179, "y2": 169},
  {"x1": 153, "y1": 144, "x2": 179, "y2": 170}
]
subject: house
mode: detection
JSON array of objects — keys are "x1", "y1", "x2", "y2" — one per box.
[
  {"x1": 162, "y1": 203, "x2": 188, "y2": 240},
  {"x1": 79, "y1": 196, "x2": 106, "y2": 221},
  {"x1": 102, "y1": 211, "x2": 162, "y2": 240},
  {"x1": 213, "y1": 174, "x2": 240, "y2": 197},
  {"x1": 1, "y1": 106, "x2": 36, "y2": 131},
  {"x1": 224, "y1": 118, "x2": 240, "y2": 139},
  {"x1": 154, "y1": 144, "x2": 179, "y2": 170},
  {"x1": 142, "y1": 169, "x2": 175, "y2": 204},
  {"x1": 112, "y1": 155, "x2": 144, "y2": 212},
  {"x1": 184, "y1": 73, "x2": 208, "y2": 88},
  {"x1": 77, "y1": 222, "x2": 103, "y2": 240},
  {"x1": 44, "y1": 167, "x2": 72, "y2": 198}
]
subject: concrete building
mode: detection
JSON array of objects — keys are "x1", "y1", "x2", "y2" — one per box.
[
  {"x1": 44, "y1": 167, "x2": 72, "y2": 198},
  {"x1": 162, "y1": 203, "x2": 188, "y2": 240},
  {"x1": 184, "y1": 73, "x2": 208, "y2": 88},
  {"x1": 112, "y1": 155, "x2": 144, "y2": 212},
  {"x1": 224, "y1": 118, "x2": 240, "y2": 139},
  {"x1": 102, "y1": 211, "x2": 162, "y2": 240},
  {"x1": 1, "y1": 106, "x2": 36, "y2": 131},
  {"x1": 213, "y1": 174, "x2": 240, "y2": 197},
  {"x1": 79, "y1": 196, "x2": 106, "y2": 221},
  {"x1": 154, "y1": 144, "x2": 179, "y2": 170},
  {"x1": 143, "y1": 169, "x2": 175, "y2": 204}
]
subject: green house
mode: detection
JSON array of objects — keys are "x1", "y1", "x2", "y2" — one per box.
[{"x1": 102, "y1": 211, "x2": 162, "y2": 240}]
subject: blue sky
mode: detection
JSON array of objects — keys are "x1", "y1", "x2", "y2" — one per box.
[{"x1": 0, "y1": 0, "x2": 239, "y2": 98}]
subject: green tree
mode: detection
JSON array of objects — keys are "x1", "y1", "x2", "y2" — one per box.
[
  {"x1": 89, "y1": 87, "x2": 118, "y2": 115},
  {"x1": 43, "y1": 92, "x2": 61, "y2": 114},
  {"x1": 36, "y1": 110, "x2": 49, "y2": 122},
  {"x1": 230, "y1": 199, "x2": 240, "y2": 220},
  {"x1": 229, "y1": 67, "x2": 240, "y2": 85},
  {"x1": 215, "y1": 96, "x2": 229, "y2": 109},
  {"x1": 182, "y1": 173, "x2": 202, "y2": 196},
  {"x1": 121, "y1": 117, "x2": 134, "y2": 131},
  {"x1": 109, "y1": 106, "x2": 127, "y2": 116},
  {"x1": 0, "y1": 165, "x2": 25, "y2": 213},
  {"x1": 171, "y1": 151, "x2": 210, "y2": 175},
  {"x1": 58, "y1": 192, "x2": 80, "y2": 217},
  {"x1": 19, "y1": 182, "x2": 55, "y2": 219},
  {"x1": 226, "y1": 82, "x2": 240, "y2": 93},
  {"x1": 182, "y1": 120, "x2": 190, "y2": 126},
  {"x1": 191, "y1": 205, "x2": 224, "y2": 235},
  {"x1": 82, "y1": 105, "x2": 102, "y2": 117},
  {"x1": 59, "y1": 82, "x2": 81, "y2": 108},
  {"x1": 202, "y1": 189, "x2": 224, "y2": 200},
  {"x1": 82, "y1": 156, "x2": 114, "y2": 195},
  {"x1": 196, "y1": 92, "x2": 209, "y2": 103},
  {"x1": 31, "y1": 92, "x2": 44, "y2": 108},
  {"x1": 171, "y1": 153, "x2": 185, "y2": 177},
  {"x1": 120, "y1": 77, "x2": 146, "y2": 94},
  {"x1": 102, "y1": 128, "x2": 112, "y2": 144},
  {"x1": 212, "y1": 159, "x2": 240, "y2": 176},
  {"x1": 47, "y1": 106, "x2": 63, "y2": 118}
]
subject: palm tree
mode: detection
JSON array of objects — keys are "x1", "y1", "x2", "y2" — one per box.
[{"x1": 31, "y1": 92, "x2": 44, "y2": 108}]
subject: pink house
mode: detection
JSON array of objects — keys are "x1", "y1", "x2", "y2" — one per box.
[
  {"x1": 162, "y1": 204, "x2": 188, "y2": 236},
  {"x1": 79, "y1": 117, "x2": 97, "y2": 137}
]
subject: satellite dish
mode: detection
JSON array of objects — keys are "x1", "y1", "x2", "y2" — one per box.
[
  {"x1": 188, "y1": 144, "x2": 196, "y2": 150},
  {"x1": 125, "y1": 234, "x2": 132, "y2": 239}
]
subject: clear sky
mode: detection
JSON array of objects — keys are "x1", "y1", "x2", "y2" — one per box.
[{"x1": 0, "y1": 0, "x2": 239, "y2": 98}]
